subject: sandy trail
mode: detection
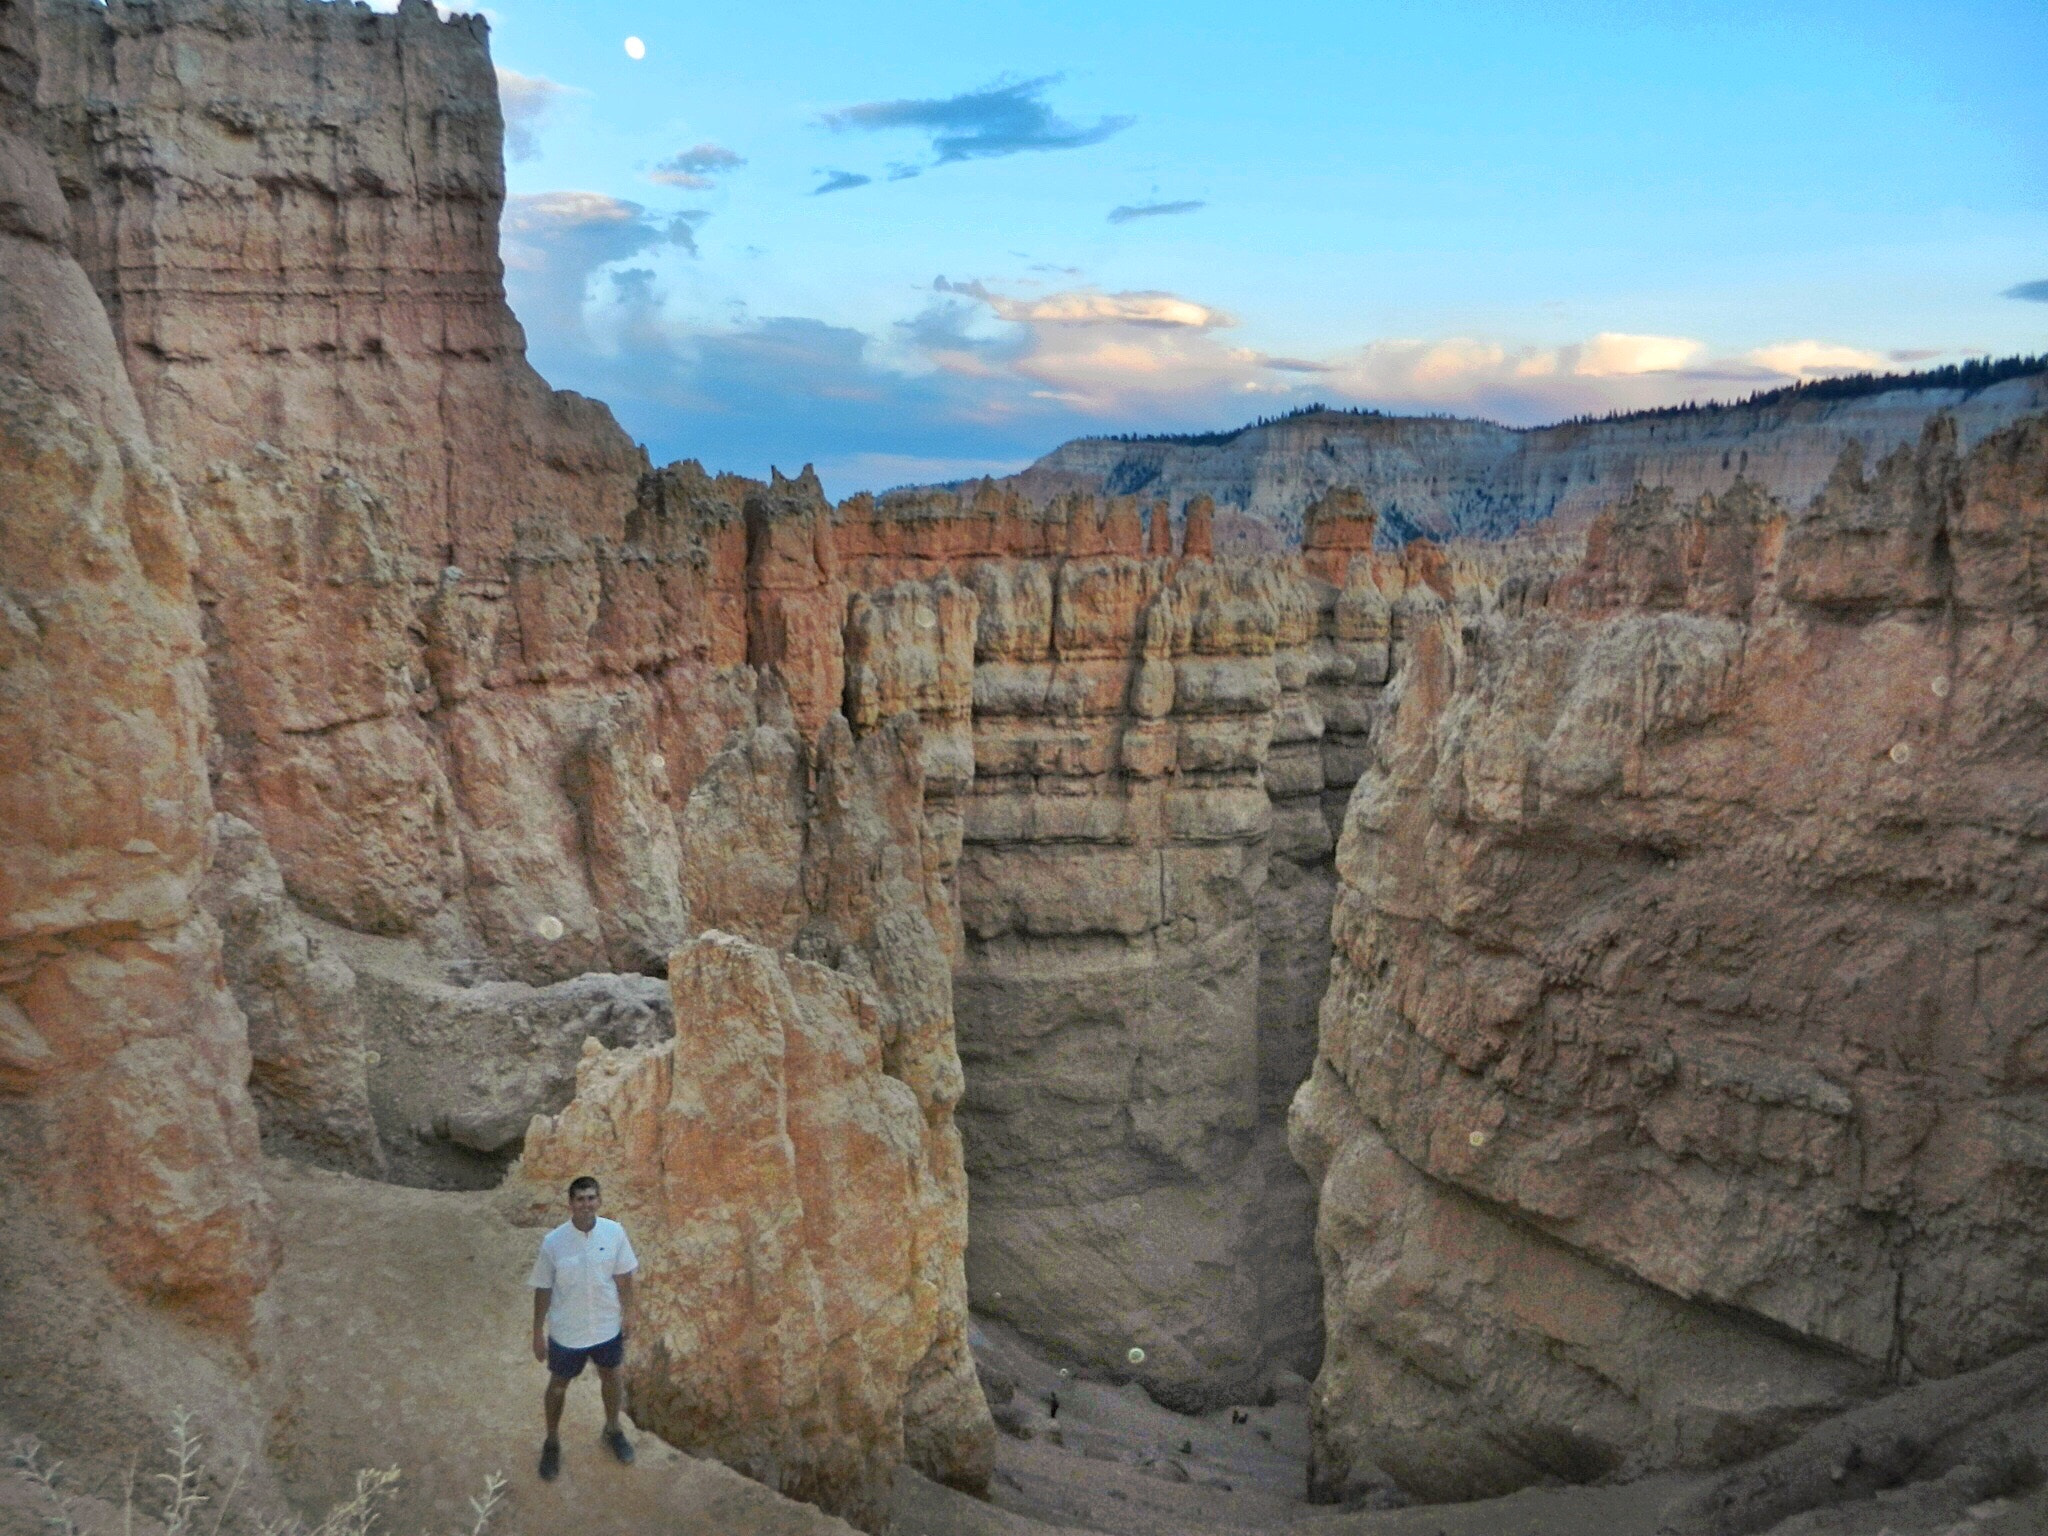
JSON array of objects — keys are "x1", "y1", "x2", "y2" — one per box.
[{"x1": 259, "y1": 1162, "x2": 859, "y2": 1535}]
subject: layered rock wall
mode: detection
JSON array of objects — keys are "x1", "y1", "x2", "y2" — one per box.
[
  {"x1": 830, "y1": 483, "x2": 1489, "y2": 1407},
  {"x1": 35, "y1": 0, "x2": 673, "y2": 984},
  {"x1": 1293, "y1": 414, "x2": 2048, "y2": 1502},
  {"x1": 1009, "y1": 379, "x2": 2048, "y2": 550}
]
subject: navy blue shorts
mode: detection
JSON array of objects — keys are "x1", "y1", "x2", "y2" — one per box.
[{"x1": 546, "y1": 1333, "x2": 624, "y2": 1380}]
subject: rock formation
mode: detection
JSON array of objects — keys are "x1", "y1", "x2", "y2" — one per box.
[
  {"x1": 1293, "y1": 413, "x2": 2048, "y2": 1503},
  {"x1": 200, "y1": 813, "x2": 385, "y2": 1176},
  {"x1": 827, "y1": 484, "x2": 1504, "y2": 1409},
  {"x1": 512, "y1": 928, "x2": 981, "y2": 1532},
  {"x1": 0, "y1": 238, "x2": 275, "y2": 1336},
  {"x1": 35, "y1": 0, "x2": 656, "y2": 982},
  {"x1": 18, "y1": 0, "x2": 992, "y2": 1520},
  {"x1": 0, "y1": 0, "x2": 274, "y2": 1474},
  {"x1": 1002, "y1": 375, "x2": 2048, "y2": 550},
  {"x1": 505, "y1": 701, "x2": 992, "y2": 1528}
]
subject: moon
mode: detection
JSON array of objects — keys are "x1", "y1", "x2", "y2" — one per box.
[{"x1": 623, "y1": 36, "x2": 647, "y2": 60}]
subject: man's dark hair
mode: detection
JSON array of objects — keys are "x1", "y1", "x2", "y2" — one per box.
[{"x1": 567, "y1": 1175, "x2": 600, "y2": 1199}]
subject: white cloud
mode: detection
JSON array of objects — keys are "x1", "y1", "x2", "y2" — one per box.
[
  {"x1": 496, "y1": 68, "x2": 576, "y2": 161},
  {"x1": 651, "y1": 144, "x2": 746, "y2": 190},
  {"x1": 968, "y1": 285, "x2": 1230, "y2": 330},
  {"x1": 1745, "y1": 339, "x2": 1889, "y2": 377},
  {"x1": 921, "y1": 281, "x2": 1258, "y2": 413},
  {"x1": 1573, "y1": 332, "x2": 1705, "y2": 376},
  {"x1": 1318, "y1": 339, "x2": 1554, "y2": 401},
  {"x1": 503, "y1": 191, "x2": 652, "y2": 247},
  {"x1": 501, "y1": 192, "x2": 699, "y2": 334}
]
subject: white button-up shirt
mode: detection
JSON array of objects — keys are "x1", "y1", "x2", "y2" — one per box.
[{"x1": 528, "y1": 1217, "x2": 638, "y2": 1350}]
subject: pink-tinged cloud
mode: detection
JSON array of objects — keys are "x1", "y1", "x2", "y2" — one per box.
[
  {"x1": 987, "y1": 288, "x2": 1231, "y2": 330},
  {"x1": 651, "y1": 144, "x2": 746, "y2": 189},
  {"x1": 1744, "y1": 339, "x2": 1889, "y2": 377},
  {"x1": 1572, "y1": 332, "x2": 1705, "y2": 376}
]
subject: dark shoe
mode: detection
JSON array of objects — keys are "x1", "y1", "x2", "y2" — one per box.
[
  {"x1": 538, "y1": 1439, "x2": 561, "y2": 1481},
  {"x1": 603, "y1": 1426, "x2": 635, "y2": 1465}
]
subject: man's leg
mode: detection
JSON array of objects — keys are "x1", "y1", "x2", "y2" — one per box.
[
  {"x1": 538, "y1": 1372, "x2": 569, "y2": 1480},
  {"x1": 544, "y1": 1375, "x2": 569, "y2": 1440},
  {"x1": 596, "y1": 1363, "x2": 634, "y2": 1463}
]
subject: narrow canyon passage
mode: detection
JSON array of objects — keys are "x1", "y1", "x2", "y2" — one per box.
[{"x1": 847, "y1": 493, "x2": 1396, "y2": 1415}]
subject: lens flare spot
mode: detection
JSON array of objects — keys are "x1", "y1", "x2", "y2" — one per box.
[
  {"x1": 1127, "y1": 1346, "x2": 1146, "y2": 1364},
  {"x1": 1469, "y1": 1129, "x2": 1489, "y2": 1148},
  {"x1": 1931, "y1": 676, "x2": 1951, "y2": 698},
  {"x1": 1889, "y1": 742, "x2": 1912, "y2": 765},
  {"x1": 535, "y1": 914, "x2": 566, "y2": 941}
]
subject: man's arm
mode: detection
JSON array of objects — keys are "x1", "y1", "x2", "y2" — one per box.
[
  {"x1": 614, "y1": 1272, "x2": 636, "y2": 1343},
  {"x1": 532, "y1": 1287, "x2": 551, "y2": 1362}
]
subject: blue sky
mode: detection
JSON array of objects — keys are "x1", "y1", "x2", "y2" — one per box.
[{"x1": 388, "y1": 0, "x2": 2048, "y2": 494}]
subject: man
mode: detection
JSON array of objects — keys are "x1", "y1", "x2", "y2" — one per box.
[{"x1": 528, "y1": 1175, "x2": 639, "y2": 1480}]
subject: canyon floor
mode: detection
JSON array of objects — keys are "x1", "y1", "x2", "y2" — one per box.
[
  {"x1": 203, "y1": 1163, "x2": 1988, "y2": 1536},
  {"x1": 8, "y1": 1159, "x2": 2047, "y2": 1536},
  {"x1": 249, "y1": 1160, "x2": 1704, "y2": 1536}
]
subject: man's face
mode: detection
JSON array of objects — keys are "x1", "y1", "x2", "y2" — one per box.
[{"x1": 569, "y1": 1185, "x2": 601, "y2": 1229}]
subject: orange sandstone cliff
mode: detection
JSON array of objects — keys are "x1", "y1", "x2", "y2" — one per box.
[
  {"x1": 1293, "y1": 416, "x2": 2048, "y2": 1503},
  {"x1": 0, "y1": 0, "x2": 275, "y2": 1470}
]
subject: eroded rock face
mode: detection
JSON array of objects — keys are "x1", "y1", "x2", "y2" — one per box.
[
  {"x1": 511, "y1": 707, "x2": 995, "y2": 1528},
  {"x1": 1296, "y1": 414, "x2": 2048, "y2": 1501},
  {"x1": 200, "y1": 814, "x2": 383, "y2": 1177},
  {"x1": 0, "y1": 0, "x2": 272, "y2": 1344},
  {"x1": 513, "y1": 937, "x2": 968, "y2": 1533},
  {"x1": 33, "y1": 0, "x2": 681, "y2": 981},
  {"x1": 345, "y1": 946, "x2": 673, "y2": 1185},
  {"x1": 36, "y1": 0, "x2": 642, "y2": 567},
  {"x1": 829, "y1": 487, "x2": 1466, "y2": 1408}
]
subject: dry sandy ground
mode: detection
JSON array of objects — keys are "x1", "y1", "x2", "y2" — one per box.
[
  {"x1": 251, "y1": 1163, "x2": 1717, "y2": 1536},
  {"x1": 893, "y1": 1318, "x2": 1707, "y2": 1536},
  {"x1": 259, "y1": 1162, "x2": 860, "y2": 1536},
  {"x1": 227, "y1": 1164, "x2": 2048, "y2": 1536}
]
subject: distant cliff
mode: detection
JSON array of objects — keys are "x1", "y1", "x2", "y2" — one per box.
[{"x1": 1003, "y1": 365, "x2": 2048, "y2": 551}]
